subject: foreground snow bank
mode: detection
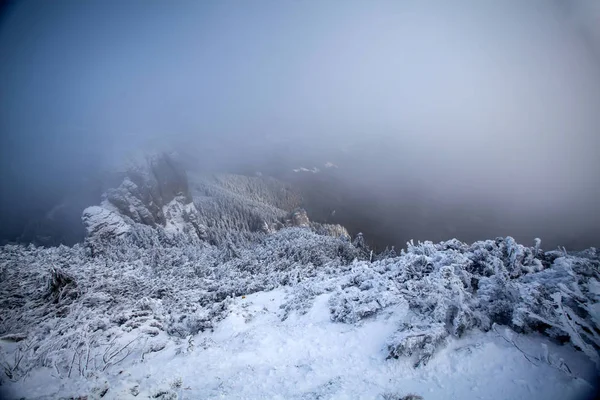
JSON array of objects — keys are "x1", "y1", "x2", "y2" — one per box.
[
  {"x1": 283, "y1": 238, "x2": 600, "y2": 370},
  {"x1": 3, "y1": 289, "x2": 597, "y2": 399},
  {"x1": 1, "y1": 231, "x2": 599, "y2": 399}
]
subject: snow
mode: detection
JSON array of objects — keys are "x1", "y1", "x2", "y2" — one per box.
[
  {"x1": 81, "y1": 206, "x2": 130, "y2": 238},
  {"x1": 3, "y1": 289, "x2": 596, "y2": 400},
  {"x1": 1, "y1": 230, "x2": 599, "y2": 399},
  {"x1": 162, "y1": 197, "x2": 198, "y2": 236}
]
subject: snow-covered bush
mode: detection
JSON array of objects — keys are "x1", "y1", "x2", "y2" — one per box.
[
  {"x1": 323, "y1": 238, "x2": 600, "y2": 367},
  {"x1": 328, "y1": 262, "x2": 403, "y2": 323},
  {"x1": 0, "y1": 225, "x2": 361, "y2": 380},
  {"x1": 1, "y1": 229, "x2": 598, "y2": 382},
  {"x1": 386, "y1": 322, "x2": 448, "y2": 368}
]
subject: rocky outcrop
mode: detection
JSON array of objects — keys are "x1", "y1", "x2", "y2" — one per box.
[
  {"x1": 82, "y1": 153, "x2": 200, "y2": 243},
  {"x1": 288, "y1": 208, "x2": 351, "y2": 239},
  {"x1": 105, "y1": 178, "x2": 160, "y2": 226},
  {"x1": 163, "y1": 196, "x2": 207, "y2": 241},
  {"x1": 104, "y1": 153, "x2": 191, "y2": 227},
  {"x1": 259, "y1": 208, "x2": 348, "y2": 239},
  {"x1": 288, "y1": 208, "x2": 310, "y2": 228},
  {"x1": 81, "y1": 206, "x2": 130, "y2": 240},
  {"x1": 311, "y1": 222, "x2": 351, "y2": 240}
]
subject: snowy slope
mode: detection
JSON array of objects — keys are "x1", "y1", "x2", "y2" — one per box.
[
  {"x1": 3, "y1": 288, "x2": 596, "y2": 400},
  {"x1": 1, "y1": 215, "x2": 599, "y2": 399}
]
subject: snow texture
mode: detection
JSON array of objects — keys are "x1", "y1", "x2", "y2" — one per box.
[
  {"x1": 1, "y1": 230, "x2": 599, "y2": 399},
  {"x1": 81, "y1": 206, "x2": 130, "y2": 240}
]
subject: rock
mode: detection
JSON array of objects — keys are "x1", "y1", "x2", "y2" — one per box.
[
  {"x1": 148, "y1": 153, "x2": 191, "y2": 204},
  {"x1": 312, "y1": 222, "x2": 351, "y2": 240},
  {"x1": 101, "y1": 153, "x2": 192, "y2": 229},
  {"x1": 163, "y1": 196, "x2": 206, "y2": 241},
  {"x1": 82, "y1": 153, "x2": 199, "y2": 242},
  {"x1": 82, "y1": 206, "x2": 130, "y2": 240},
  {"x1": 288, "y1": 208, "x2": 310, "y2": 228}
]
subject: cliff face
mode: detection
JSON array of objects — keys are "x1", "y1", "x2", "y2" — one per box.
[
  {"x1": 104, "y1": 153, "x2": 191, "y2": 227},
  {"x1": 81, "y1": 206, "x2": 130, "y2": 240},
  {"x1": 82, "y1": 153, "x2": 202, "y2": 243}
]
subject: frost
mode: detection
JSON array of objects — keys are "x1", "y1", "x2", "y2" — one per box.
[
  {"x1": 320, "y1": 237, "x2": 600, "y2": 367},
  {"x1": 81, "y1": 206, "x2": 130, "y2": 240},
  {"x1": 1, "y1": 220, "x2": 599, "y2": 391},
  {"x1": 386, "y1": 322, "x2": 448, "y2": 367}
]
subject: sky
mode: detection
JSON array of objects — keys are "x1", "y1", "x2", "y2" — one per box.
[{"x1": 1, "y1": 0, "x2": 599, "y2": 248}]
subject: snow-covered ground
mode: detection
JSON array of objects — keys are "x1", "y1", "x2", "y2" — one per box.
[{"x1": 4, "y1": 288, "x2": 596, "y2": 400}]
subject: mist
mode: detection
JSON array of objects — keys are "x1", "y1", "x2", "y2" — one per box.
[{"x1": 1, "y1": 0, "x2": 599, "y2": 249}]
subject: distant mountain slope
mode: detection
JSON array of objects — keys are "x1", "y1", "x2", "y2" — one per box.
[{"x1": 82, "y1": 153, "x2": 351, "y2": 249}]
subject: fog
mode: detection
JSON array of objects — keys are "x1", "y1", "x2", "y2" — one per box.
[{"x1": 1, "y1": 0, "x2": 599, "y2": 249}]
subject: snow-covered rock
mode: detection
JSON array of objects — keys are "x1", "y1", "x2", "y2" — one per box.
[
  {"x1": 289, "y1": 208, "x2": 310, "y2": 227},
  {"x1": 81, "y1": 205, "x2": 130, "y2": 239},
  {"x1": 162, "y1": 196, "x2": 207, "y2": 241}
]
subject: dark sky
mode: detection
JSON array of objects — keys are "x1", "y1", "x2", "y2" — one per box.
[{"x1": 1, "y1": 0, "x2": 599, "y2": 248}]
